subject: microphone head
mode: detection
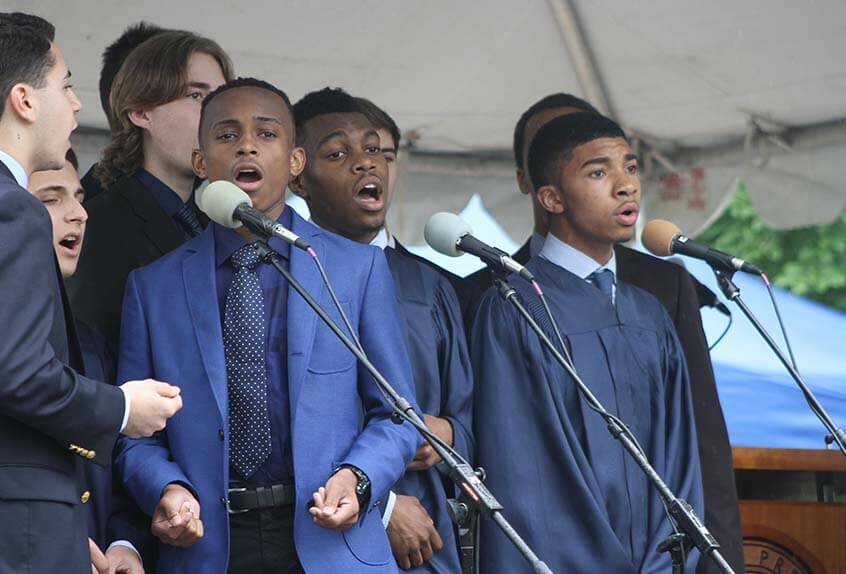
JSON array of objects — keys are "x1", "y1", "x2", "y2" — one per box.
[
  {"x1": 424, "y1": 212, "x2": 472, "y2": 257},
  {"x1": 198, "y1": 180, "x2": 251, "y2": 229},
  {"x1": 642, "y1": 219, "x2": 682, "y2": 257}
]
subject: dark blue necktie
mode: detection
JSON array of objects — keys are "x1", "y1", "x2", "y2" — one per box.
[
  {"x1": 224, "y1": 244, "x2": 271, "y2": 480},
  {"x1": 587, "y1": 268, "x2": 615, "y2": 303},
  {"x1": 174, "y1": 202, "x2": 204, "y2": 238}
]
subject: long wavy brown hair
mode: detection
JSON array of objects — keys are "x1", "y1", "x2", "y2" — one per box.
[{"x1": 95, "y1": 31, "x2": 233, "y2": 188}]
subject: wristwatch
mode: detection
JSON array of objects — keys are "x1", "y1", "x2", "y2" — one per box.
[{"x1": 334, "y1": 464, "x2": 371, "y2": 508}]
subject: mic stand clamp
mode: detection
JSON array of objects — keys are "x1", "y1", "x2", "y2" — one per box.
[
  {"x1": 251, "y1": 241, "x2": 554, "y2": 574},
  {"x1": 712, "y1": 269, "x2": 846, "y2": 456}
]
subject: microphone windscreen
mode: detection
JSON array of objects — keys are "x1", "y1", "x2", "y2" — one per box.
[
  {"x1": 641, "y1": 219, "x2": 682, "y2": 257},
  {"x1": 424, "y1": 212, "x2": 472, "y2": 257},
  {"x1": 198, "y1": 180, "x2": 251, "y2": 229}
]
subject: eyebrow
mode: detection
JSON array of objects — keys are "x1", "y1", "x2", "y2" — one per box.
[
  {"x1": 316, "y1": 129, "x2": 348, "y2": 148},
  {"x1": 580, "y1": 153, "x2": 639, "y2": 169},
  {"x1": 186, "y1": 81, "x2": 212, "y2": 91},
  {"x1": 317, "y1": 128, "x2": 380, "y2": 149},
  {"x1": 210, "y1": 118, "x2": 240, "y2": 130},
  {"x1": 254, "y1": 115, "x2": 282, "y2": 125},
  {"x1": 35, "y1": 184, "x2": 68, "y2": 193}
]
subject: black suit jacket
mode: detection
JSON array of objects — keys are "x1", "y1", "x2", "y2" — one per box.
[
  {"x1": 68, "y1": 173, "x2": 197, "y2": 350},
  {"x1": 0, "y1": 162, "x2": 125, "y2": 569},
  {"x1": 80, "y1": 163, "x2": 104, "y2": 202},
  {"x1": 452, "y1": 238, "x2": 745, "y2": 573},
  {"x1": 614, "y1": 244, "x2": 744, "y2": 573}
]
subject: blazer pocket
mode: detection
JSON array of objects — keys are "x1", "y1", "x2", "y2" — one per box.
[
  {"x1": 0, "y1": 464, "x2": 79, "y2": 504},
  {"x1": 306, "y1": 300, "x2": 358, "y2": 374},
  {"x1": 342, "y1": 501, "x2": 392, "y2": 565}
]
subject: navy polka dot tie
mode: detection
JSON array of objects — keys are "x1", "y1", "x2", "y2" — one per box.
[
  {"x1": 224, "y1": 244, "x2": 271, "y2": 480},
  {"x1": 587, "y1": 269, "x2": 615, "y2": 303}
]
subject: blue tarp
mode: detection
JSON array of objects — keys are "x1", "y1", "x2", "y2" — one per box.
[
  {"x1": 408, "y1": 195, "x2": 846, "y2": 450},
  {"x1": 684, "y1": 258, "x2": 846, "y2": 450}
]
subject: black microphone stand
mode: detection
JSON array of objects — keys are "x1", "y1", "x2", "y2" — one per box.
[
  {"x1": 713, "y1": 269, "x2": 846, "y2": 455},
  {"x1": 494, "y1": 278, "x2": 734, "y2": 574},
  {"x1": 252, "y1": 240, "x2": 555, "y2": 574}
]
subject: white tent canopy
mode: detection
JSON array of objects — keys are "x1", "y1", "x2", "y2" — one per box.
[{"x1": 16, "y1": 0, "x2": 846, "y2": 244}]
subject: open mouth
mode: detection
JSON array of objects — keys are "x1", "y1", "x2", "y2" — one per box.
[
  {"x1": 354, "y1": 182, "x2": 385, "y2": 211},
  {"x1": 58, "y1": 233, "x2": 81, "y2": 252},
  {"x1": 614, "y1": 203, "x2": 639, "y2": 226},
  {"x1": 233, "y1": 165, "x2": 264, "y2": 190}
]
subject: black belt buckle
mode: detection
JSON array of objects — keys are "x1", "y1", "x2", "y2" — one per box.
[{"x1": 227, "y1": 487, "x2": 249, "y2": 515}]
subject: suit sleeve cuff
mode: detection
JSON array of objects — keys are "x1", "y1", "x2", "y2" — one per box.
[
  {"x1": 381, "y1": 490, "x2": 397, "y2": 528},
  {"x1": 119, "y1": 387, "x2": 131, "y2": 433}
]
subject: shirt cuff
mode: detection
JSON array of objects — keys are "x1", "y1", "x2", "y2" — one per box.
[
  {"x1": 382, "y1": 490, "x2": 397, "y2": 528},
  {"x1": 119, "y1": 387, "x2": 131, "y2": 433},
  {"x1": 106, "y1": 540, "x2": 141, "y2": 562}
]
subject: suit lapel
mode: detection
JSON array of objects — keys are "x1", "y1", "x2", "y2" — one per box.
[
  {"x1": 286, "y1": 212, "x2": 323, "y2": 412},
  {"x1": 116, "y1": 176, "x2": 184, "y2": 255},
  {"x1": 183, "y1": 228, "x2": 228, "y2": 418}
]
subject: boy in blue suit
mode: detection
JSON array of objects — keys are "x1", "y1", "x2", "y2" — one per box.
[{"x1": 116, "y1": 77, "x2": 421, "y2": 573}]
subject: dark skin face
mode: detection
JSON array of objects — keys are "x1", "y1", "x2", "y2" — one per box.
[
  {"x1": 536, "y1": 137, "x2": 640, "y2": 264},
  {"x1": 192, "y1": 86, "x2": 305, "y2": 228},
  {"x1": 290, "y1": 112, "x2": 388, "y2": 244}
]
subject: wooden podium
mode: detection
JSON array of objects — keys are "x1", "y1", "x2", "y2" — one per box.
[{"x1": 733, "y1": 447, "x2": 846, "y2": 573}]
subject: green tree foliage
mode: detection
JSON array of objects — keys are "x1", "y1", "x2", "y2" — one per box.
[{"x1": 697, "y1": 182, "x2": 846, "y2": 311}]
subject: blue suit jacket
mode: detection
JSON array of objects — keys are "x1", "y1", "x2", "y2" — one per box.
[{"x1": 115, "y1": 210, "x2": 420, "y2": 573}]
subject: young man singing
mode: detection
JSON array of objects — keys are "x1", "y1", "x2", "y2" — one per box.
[
  {"x1": 471, "y1": 112, "x2": 703, "y2": 573},
  {"x1": 115, "y1": 78, "x2": 421, "y2": 573},
  {"x1": 291, "y1": 88, "x2": 472, "y2": 573}
]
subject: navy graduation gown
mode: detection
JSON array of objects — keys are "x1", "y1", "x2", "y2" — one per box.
[
  {"x1": 471, "y1": 256, "x2": 703, "y2": 573},
  {"x1": 384, "y1": 243, "x2": 474, "y2": 574}
]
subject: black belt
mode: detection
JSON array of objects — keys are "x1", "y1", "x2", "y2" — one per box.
[{"x1": 227, "y1": 483, "x2": 295, "y2": 514}]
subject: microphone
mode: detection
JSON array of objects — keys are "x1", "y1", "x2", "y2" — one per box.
[
  {"x1": 642, "y1": 219, "x2": 762, "y2": 275},
  {"x1": 198, "y1": 180, "x2": 311, "y2": 251},
  {"x1": 424, "y1": 212, "x2": 535, "y2": 282}
]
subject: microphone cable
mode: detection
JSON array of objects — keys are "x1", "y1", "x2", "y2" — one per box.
[
  {"x1": 760, "y1": 273, "x2": 798, "y2": 370},
  {"x1": 708, "y1": 313, "x2": 733, "y2": 352}
]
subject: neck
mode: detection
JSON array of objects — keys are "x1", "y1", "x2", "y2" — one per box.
[
  {"x1": 0, "y1": 131, "x2": 33, "y2": 176},
  {"x1": 142, "y1": 155, "x2": 194, "y2": 202},
  {"x1": 312, "y1": 215, "x2": 378, "y2": 245}
]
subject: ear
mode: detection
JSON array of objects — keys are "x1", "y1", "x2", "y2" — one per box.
[
  {"x1": 6, "y1": 84, "x2": 37, "y2": 124},
  {"x1": 535, "y1": 184, "x2": 566, "y2": 215},
  {"x1": 516, "y1": 168, "x2": 533, "y2": 196},
  {"x1": 191, "y1": 149, "x2": 207, "y2": 180},
  {"x1": 127, "y1": 108, "x2": 151, "y2": 130},
  {"x1": 290, "y1": 146, "x2": 306, "y2": 178}
]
